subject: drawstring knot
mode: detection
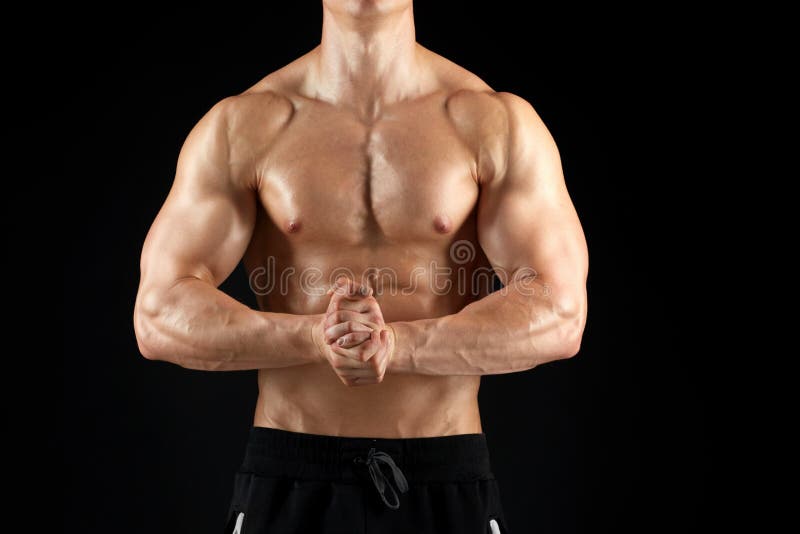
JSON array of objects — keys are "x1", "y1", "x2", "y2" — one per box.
[{"x1": 353, "y1": 447, "x2": 409, "y2": 509}]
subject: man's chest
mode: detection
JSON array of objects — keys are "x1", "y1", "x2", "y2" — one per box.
[{"x1": 254, "y1": 101, "x2": 480, "y2": 242}]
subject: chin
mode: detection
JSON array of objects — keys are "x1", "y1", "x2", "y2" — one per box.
[{"x1": 323, "y1": 0, "x2": 412, "y2": 17}]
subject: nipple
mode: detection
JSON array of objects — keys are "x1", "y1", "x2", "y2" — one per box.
[
  {"x1": 433, "y1": 214, "x2": 452, "y2": 234},
  {"x1": 287, "y1": 219, "x2": 302, "y2": 234}
]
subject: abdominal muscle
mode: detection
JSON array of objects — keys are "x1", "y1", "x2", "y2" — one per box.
[
  {"x1": 254, "y1": 365, "x2": 481, "y2": 438},
  {"x1": 249, "y1": 256, "x2": 486, "y2": 438}
]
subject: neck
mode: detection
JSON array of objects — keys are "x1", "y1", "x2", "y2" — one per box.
[{"x1": 313, "y1": 4, "x2": 422, "y2": 118}]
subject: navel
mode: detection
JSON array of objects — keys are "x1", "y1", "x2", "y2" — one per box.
[
  {"x1": 433, "y1": 214, "x2": 453, "y2": 234},
  {"x1": 287, "y1": 219, "x2": 302, "y2": 234}
]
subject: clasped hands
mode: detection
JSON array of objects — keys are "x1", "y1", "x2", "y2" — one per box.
[{"x1": 312, "y1": 277, "x2": 395, "y2": 386}]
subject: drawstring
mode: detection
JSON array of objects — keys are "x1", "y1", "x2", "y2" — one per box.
[{"x1": 353, "y1": 447, "x2": 409, "y2": 509}]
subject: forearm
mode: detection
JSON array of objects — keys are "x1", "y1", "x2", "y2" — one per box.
[
  {"x1": 388, "y1": 278, "x2": 586, "y2": 376},
  {"x1": 134, "y1": 277, "x2": 322, "y2": 371}
]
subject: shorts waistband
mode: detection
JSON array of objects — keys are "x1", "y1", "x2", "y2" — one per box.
[{"x1": 239, "y1": 426, "x2": 494, "y2": 483}]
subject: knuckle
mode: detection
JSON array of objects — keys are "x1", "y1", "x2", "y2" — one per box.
[{"x1": 334, "y1": 288, "x2": 349, "y2": 300}]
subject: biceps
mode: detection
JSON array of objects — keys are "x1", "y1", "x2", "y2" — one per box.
[
  {"x1": 478, "y1": 183, "x2": 587, "y2": 288},
  {"x1": 140, "y1": 185, "x2": 256, "y2": 289}
]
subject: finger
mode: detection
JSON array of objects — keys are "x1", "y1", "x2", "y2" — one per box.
[
  {"x1": 335, "y1": 331, "x2": 373, "y2": 348},
  {"x1": 336, "y1": 367, "x2": 379, "y2": 378},
  {"x1": 326, "y1": 282, "x2": 374, "y2": 315},
  {"x1": 355, "y1": 329, "x2": 389, "y2": 370},
  {"x1": 340, "y1": 377, "x2": 380, "y2": 387},
  {"x1": 338, "y1": 375, "x2": 357, "y2": 386},
  {"x1": 380, "y1": 328, "x2": 388, "y2": 348},
  {"x1": 363, "y1": 329, "x2": 389, "y2": 370},
  {"x1": 331, "y1": 331, "x2": 381, "y2": 362},
  {"x1": 330, "y1": 299, "x2": 385, "y2": 331},
  {"x1": 331, "y1": 297, "x2": 375, "y2": 313},
  {"x1": 324, "y1": 310, "x2": 372, "y2": 328},
  {"x1": 376, "y1": 329, "x2": 390, "y2": 368},
  {"x1": 331, "y1": 342, "x2": 379, "y2": 362},
  {"x1": 329, "y1": 355, "x2": 371, "y2": 371},
  {"x1": 324, "y1": 321, "x2": 373, "y2": 344},
  {"x1": 328, "y1": 277, "x2": 372, "y2": 297},
  {"x1": 351, "y1": 376, "x2": 382, "y2": 386}
]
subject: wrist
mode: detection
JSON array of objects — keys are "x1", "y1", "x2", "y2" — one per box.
[
  {"x1": 386, "y1": 323, "x2": 398, "y2": 362},
  {"x1": 309, "y1": 315, "x2": 327, "y2": 363},
  {"x1": 386, "y1": 321, "x2": 415, "y2": 373}
]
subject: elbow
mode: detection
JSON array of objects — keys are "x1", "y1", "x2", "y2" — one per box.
[
  {"x1": 553, "y1": 291, "x2": 587, "y2": 360},
  {"x1": 135, "y1": 322, "x2": 161, "y2": 361},
  {"x1": 133, "y1": 288, "x2": 169, "y2": 362},
  {"x1": 558, "y1": 328, "x2": 583, "y2": 359}
]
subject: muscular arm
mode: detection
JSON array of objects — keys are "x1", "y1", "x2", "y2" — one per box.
[
  {"x1": 133, "y1": 99, "x2": 321, "y2": 371},
  {"x1": 388, "y1": 93, "x2": 588, "y2": 375}
]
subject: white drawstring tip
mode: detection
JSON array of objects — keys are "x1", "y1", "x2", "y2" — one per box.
[{"x1": 232, "y1": 512, "x2": 245, "y2": 534}]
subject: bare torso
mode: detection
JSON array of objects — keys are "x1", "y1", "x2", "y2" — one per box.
[
  {"x1": 135, "y1": 4, "x2": 586, "y2": 443},
  {"x1": 240, "y1": 48, "x2": 500, "y2": 436}
]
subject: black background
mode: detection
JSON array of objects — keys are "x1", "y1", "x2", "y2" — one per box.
[{"x1": 63, "y1": 2, "x2": 708, "y2": 533}]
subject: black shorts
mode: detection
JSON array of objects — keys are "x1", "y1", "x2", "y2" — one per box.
[{"x1": 223, "y1": 427, "x2": 509, "y2": 534}]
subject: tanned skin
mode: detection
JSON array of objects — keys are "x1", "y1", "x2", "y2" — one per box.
[{"x1": 134, "y1": 0, "x2": 588, "y2": 438}]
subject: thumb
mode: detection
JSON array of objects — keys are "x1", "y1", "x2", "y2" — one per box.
[{"x1": 367, "y1": 329, "x2": 383, "y2": 350}]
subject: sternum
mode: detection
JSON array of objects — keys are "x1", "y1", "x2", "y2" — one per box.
[{"x1": 356, "y1": 125, "x2": 384, "y2": 240}]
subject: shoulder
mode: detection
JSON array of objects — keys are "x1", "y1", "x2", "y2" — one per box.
[
  {"x1": 490, "y1": 93, "x2": 558, "y2": 170},
  {"x1": 445, "y1": 88, "x2": 544, "y2": 140},
  {"x1": 442, "y1": 85, "x2": 556, "y2": 183},
  {"x1": 208, "y1": 90, "x2": 294, "y2": 139},
  {"x1": 180, "y1": 90, "x2": 293, "y2": 189},
  {"x1": 188, "y1": 92, "x2": 293, "y2": 178},
  {"x1": 490, "y1": 92, "x2": 551, "y2": 143},
  {"x1": 187, "y1": 88, "x2": 294, "y2": 183},
  {"x1": 435, "y1": 78, "x2": 540, "y2": 182}
]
